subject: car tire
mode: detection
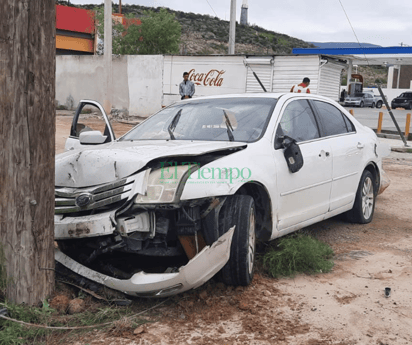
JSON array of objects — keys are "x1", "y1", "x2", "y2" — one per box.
[
  {"x1": 218, "y1": 195, "x2": 256, "y2": 286},
  {"x1": 409, "y1": 102, "x2": 412, "y2": 110},
  {"x1": 345, "y1": 170, "x2": 376, "y2": 224},
  {"x1": 376, "y1": 101, "x2": 383, "y2": 109},
  {"x1": 360, "y1": 101, "x2": 364, "y2": 108},
  {"x1": 371, "y1": 102, "x2": 375, "y2": 108}
]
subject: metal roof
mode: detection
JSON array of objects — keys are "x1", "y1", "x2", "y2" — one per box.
[{"x1": 293, "y1": 47, "x2": 412, "y2": 66}]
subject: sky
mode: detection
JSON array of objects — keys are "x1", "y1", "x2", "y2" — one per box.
[{"x1": 70, "y1": 0, "x2": 412, "y2": 47}]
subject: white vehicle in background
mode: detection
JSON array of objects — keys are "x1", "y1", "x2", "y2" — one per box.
[{"x1": 55, "y1": 93, "x2": 390, "y2": 297}]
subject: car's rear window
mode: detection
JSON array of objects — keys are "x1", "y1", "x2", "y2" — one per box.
[{"x1": 120, "y1": 97, "x2": 277, "y2": 143}]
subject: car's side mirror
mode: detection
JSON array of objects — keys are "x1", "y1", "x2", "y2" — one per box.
[
  {"x1": 79, "y1": 131, "x2": 107, "y2": 145},
  {"x1": 280, "y1": 135, "x2": 304, "y2": 173}
]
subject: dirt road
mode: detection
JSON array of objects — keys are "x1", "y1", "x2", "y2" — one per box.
[{"x1": 55, "y1": 115, "x2": 412, "y2": 345}]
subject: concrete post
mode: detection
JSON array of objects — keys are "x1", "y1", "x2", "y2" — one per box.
[
  {"x1": 104, "y1": 0, "x2": 113, "y2": 114},
  {"x1": 387, "y1": 66, "x2": 394, "y2": 89},
  {"x1": 228, "y1": 0, "x2": 236, "y2": 55},
  {"x1": 396, "y1": 65, "x2": 401, "y2": 89},
  {"x1": 347, "y1": 60, "x2": 353, "y2": 87}
]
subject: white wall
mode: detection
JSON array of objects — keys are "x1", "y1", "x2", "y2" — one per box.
[
  {"x1": 56, "y1": 54, "x2": 344, "y2": 117},
  {"x1": 56, "y1": 55, "x2": 129, "y2": 110},
  {"x1": 127, "y1": 55, "x2": 164, "y2": 116},
  {"x1": 272, "y1": 55, "x2": 320, "y2": 93},
  {"x1": 163, "y1": 55, "x2": 247, "y2": 106}
]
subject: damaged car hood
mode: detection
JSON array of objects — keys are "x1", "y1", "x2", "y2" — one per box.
[{"x1": 56, "y1": 140, "x2": 247, "y2": 187}]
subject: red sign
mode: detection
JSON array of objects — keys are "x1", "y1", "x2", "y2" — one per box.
[
  {"x1": 56, "y1": 5, "x2": 95, "y2": 34},
  {"x1": 188, "y1": 69, "x2": 225, "y2": 87}
]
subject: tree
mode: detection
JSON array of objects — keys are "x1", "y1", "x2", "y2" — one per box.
[
  {"x1": 0, "y1": 0, "x2": 55, "y2": 304},
  {"x1": 96, "y1": 7, "x2": 181, "y2": 55}
]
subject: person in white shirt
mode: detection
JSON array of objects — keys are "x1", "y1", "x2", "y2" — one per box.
[
  {"x1": 290, "y1": 77, "x2": 311, "y2": 93},
  {"x1": 179, "y1": 72, "x2": 195, "y2": 100}
]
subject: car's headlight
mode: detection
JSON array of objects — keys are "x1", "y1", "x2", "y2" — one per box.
[{"x1": 135, "y1": 165, "x2": 196, "y2": 204}]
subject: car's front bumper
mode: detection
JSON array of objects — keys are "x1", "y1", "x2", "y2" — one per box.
[
  {"x1": 344, "y1": 100, "x2": 361, "y2": 106},
  {"x1": 55, "y1": 226, "x2": 235, "y2": 297},
  {"x1": 392, "y1": 102, "x2": 409, "y2": 108}
]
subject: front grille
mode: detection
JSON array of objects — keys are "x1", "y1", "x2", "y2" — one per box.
[{"x1": 55, "y1": 176, "x2": 135, "y2": 214}]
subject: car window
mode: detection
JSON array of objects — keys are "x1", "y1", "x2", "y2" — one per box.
[
  {"x1": 342, "y1": 114, "x2": 355, "y2": 132},
  {"x1": 120, "y1": 98, "x2": 277, "y2": 143},
  {"x1": 277, "y1": 99, "x2": 320, "y2": 143},
  {"x1": 312, "y1": 100, "x2": 350, "y2": 136}
]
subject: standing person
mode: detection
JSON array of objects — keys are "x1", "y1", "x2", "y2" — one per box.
[
  {"x1": 340, "y1": 89, "x2": 347, "y2": 102},
  {"x1": 179, "y1": 72, "x2": 195, "y2": 100},
  {"x1": 290, "y1": 77, "x2": 311, "y2": 93}
]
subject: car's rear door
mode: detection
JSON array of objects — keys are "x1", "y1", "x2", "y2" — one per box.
[
  {"x1": 311, "y1": 100, "x2": 364, "y2": 211},
  {"x1": 273, "y1": 99, "x2": 333, "y2": 230}
]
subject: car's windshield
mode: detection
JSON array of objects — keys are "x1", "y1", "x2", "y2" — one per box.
[
  {"x1": 120, "y1": 97, "x2": 277, "y2": 143},
  {"x1": 399, "y1": 93, "x2": 412, "y2": 98}
]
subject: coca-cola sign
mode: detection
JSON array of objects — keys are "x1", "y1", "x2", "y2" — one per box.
[{"x1": 188, "y1": 68, "x2": 225, "y2": 87}]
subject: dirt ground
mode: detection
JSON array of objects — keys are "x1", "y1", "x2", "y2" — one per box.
[{"x1": 55, "y1": 114, "x2": 412, "y2": 345}]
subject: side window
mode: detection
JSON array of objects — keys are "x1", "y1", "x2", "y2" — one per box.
[
  {"x1": 313, "y1": 100, "x2": 349, "y2": 137},
  {"x1": 278, "y1": 100, "x2": 320, "y2": 143},
  {"x1": 343, "y1": 114, "x2": 355, "y2": 132}
]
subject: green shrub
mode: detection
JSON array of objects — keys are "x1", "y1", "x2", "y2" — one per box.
[{"x1": 262, "y1": 234, "x2": 334, "y2": 278}]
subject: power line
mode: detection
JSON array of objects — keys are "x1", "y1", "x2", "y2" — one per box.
[
  {"x1": 337, "y1": 0, "x2": 370, "y2": 66},
  {"x1": 205, "y1": 0, "x2": 218, "y2": 17}
]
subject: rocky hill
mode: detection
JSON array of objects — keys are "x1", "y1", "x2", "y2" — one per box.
[{"x1": 57, "y1": 1, "x2": 315, "y2": 55}]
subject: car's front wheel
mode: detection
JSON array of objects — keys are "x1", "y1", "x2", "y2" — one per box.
[
  {"x1": 360, "y1": 101, "x2": 364, "y2": 108},
  {"x1": 345, "y1": 170, "x2": 376, "y2": 224},
  {"x1": 409, "y1": 102, "x2": 412, "y2": 110},
  {"x1": 376, "y1": 101, "x2": 383, "y2": 109},
  {"x1": 218, "y1": 195, "x2": 256, "y2": 286}
]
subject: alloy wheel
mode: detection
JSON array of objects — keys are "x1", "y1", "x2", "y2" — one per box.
[
  {"x1": 362, "y1": 177, "x2": 374, "y2": 220},
  {"x1": 248, "y1": 209, "x2": 256, "y2": 275}
]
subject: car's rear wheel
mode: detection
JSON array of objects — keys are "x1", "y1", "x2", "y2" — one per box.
[
  {"x1": 345, "y1": 170, "x2": 376, "y2": 224},
  {"x1": 371, "y1": 102, "x2": 375, "y2": 108},
  {"x1": 376, "y1": 101, "x2": 383, "y2": 109},
  {"x1": 218, "y1": 195, "x2": 256, "y2": 286},
  {"x1": 409, "y1": 102, "x2": 412, "y2": 110},
  {"x1": 360, "y1": 101, "x2": 364, "y2": 108}
]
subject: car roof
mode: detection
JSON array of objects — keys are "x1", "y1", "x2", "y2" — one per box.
[{"x1": 178, "y1": 92, "x2": 337, "y2": 103}]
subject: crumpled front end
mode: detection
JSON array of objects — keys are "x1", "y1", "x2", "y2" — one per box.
[
  {"x1": 55, "y1": 157, "x2": 240, "y2": 296},
  {"x1": 55, "y1": 227, "x2": 234, "y2": 297}
]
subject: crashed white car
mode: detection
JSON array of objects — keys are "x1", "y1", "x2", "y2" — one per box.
[{"x1": 55, "y1": 93, "x2": 389, "y2": 297}]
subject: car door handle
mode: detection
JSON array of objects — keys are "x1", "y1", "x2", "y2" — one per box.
[{"x1": 357, "y1": 142, "x2": 364, "y2": 149}]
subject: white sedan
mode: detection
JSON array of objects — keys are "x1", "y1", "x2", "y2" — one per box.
[{"x1": 55, "y1": 93, "x2": 390, "y2": 297}]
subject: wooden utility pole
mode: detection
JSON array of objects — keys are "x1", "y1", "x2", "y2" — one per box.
[{"x1": 0, "y1": 0, "x2": 55, "y2": 304}]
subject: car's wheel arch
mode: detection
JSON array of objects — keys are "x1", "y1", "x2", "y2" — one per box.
[{"x1": 234, "y1": 182, "x2": 273, "y2": 241}]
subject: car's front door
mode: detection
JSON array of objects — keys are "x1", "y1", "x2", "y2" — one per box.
[
  {"x1": 273, "y1": 99, "x2": 333, "y2": 230},
  {"x1": 65, "y1": 100, "x2": 115, "y2": 151},
  {"x1": 311, "y1": 100, "x2": 364, "y2": 211}
]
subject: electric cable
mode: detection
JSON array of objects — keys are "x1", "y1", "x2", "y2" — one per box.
[
  {"x1": 205, "y1": 0, "x2": 218, "y2": 17},
  {"x1": 337, "y1": 0, "x2": 370, "y2": 66}
]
